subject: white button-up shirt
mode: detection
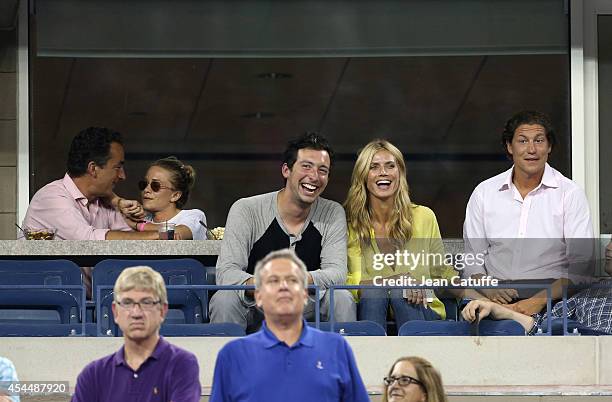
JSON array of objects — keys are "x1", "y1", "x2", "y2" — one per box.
[{"x1": 462, "y1": 163, "x2": 593, "y2": 281}]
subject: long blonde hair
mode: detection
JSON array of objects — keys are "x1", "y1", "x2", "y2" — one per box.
[
  {"x1": 382, "y1": 356, "x2": 448, "y2": 402},
  {"x1": 343, "y1": 139, "x2": 413, "y2": 245}
]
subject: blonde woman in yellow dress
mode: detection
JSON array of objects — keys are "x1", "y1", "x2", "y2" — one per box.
[{"x1": 344, "y1": 140, "x2": 456, "y2": 330}]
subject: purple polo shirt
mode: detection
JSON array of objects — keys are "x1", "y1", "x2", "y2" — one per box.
[{"x1": 71, "y1": 337, "x2": 200, "y2": 402}]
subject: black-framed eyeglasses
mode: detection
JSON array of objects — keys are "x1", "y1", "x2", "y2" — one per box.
[
  {"x1": 115, "y1": 299, "x2": 161, "y2": 311},
  {"x1": 383, "y1": 375, "x2": 424, "y2": 388},
  {"x1": 138, "y1": 180, "x2": 174, "y2": 192}
]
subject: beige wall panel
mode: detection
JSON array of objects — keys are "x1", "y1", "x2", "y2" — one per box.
[
  {"x1": 347, "y1": 336, "x2": 598, "y2": 387},
  {"x1": 0, "y1": 73, "x2": 16, "y2": 119},
  {"x1": 1, "y1": 394, "x2": 610, "y2": 402},
  {"x1": 599, "y1": 337, "x2": 612, "y2": 385},
  {"x1": 0, "y1": 166, "x2": 16, "y2": 212},
  {"x1": 450, "y1": 398, "x2": 612, "y2": 402},
  {"x1": 0, "y1": 119, "x2": 16, "y2": 165},
  {"x1": 0, "y1": 212, "x2": 17, "y2": 239},
  {"x1": 1, "y1": 337, "x2": 605, "y2": 391}
]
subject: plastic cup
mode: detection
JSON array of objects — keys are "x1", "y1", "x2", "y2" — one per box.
[{"x1": 158, "y1": 222, "x2": 176, "y2": 240}]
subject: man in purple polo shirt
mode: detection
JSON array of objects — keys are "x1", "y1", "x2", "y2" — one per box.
[{"x1": 72, "y1": 266, "x2": 201, "y2": 402}]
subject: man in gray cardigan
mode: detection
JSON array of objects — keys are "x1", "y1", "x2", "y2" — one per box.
[{"x1": 210, "y1": 132, "x2": 356, "y2": 331}]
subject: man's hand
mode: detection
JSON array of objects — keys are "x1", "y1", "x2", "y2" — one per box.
[
  {"x1": 118, "y1": 199, "x2": 145, "y2": 221},
  {"x1": 479, "y1": 288, "x2": 519, "y2": 304},
  {"x1": 469, "y1": 274, "x2": 518, "y2": 304},
  {"x1": 506, "y1": 297, "x2": 545, "y2": 316}
]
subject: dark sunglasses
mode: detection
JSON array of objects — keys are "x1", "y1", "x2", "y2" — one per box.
[
  {"x1": 138, "y1": 180, "x2": 174, "y2": 192},
  {"x1": 383, "y1": 375, "x2": 424, "y2": 388}
]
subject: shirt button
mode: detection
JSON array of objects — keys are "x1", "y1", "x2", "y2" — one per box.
[{"x1": 133, "y1": 373, "x2": 138, "y2": 378}]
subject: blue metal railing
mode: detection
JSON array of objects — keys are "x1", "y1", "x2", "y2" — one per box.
[
  {"x1": 95, "y1": 284, "x2": 321, "y2": 336},
  {"x1": 10, "y1": 280, "x2": 612, "y2": 337},
  {"x1": 0, "y1": 284, "x2": 87, "y2": 336},
  {"x1": 328, "y1": 283, "x2": 554, "y2": 336}
]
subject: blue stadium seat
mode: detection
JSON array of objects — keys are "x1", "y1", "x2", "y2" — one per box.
[
  {"x1": 93, "y1": 259, "x2": 209, "y2": 336},
  {"x1": 308, "y1": 320, "x2": 386, "y2": 336},
  {"x1": 381, "y1": 297, "x2": 460, "y2": 335},
  {"x1": 160, "y1": 323, "x2": 245, "y2": 337},
  {"x1": 0, "y1": 259, "x2": 85, "y2": 336},
  {"x1": 205, "y1": 266, "x2": 216, "y2": 286},
  {"x1": 478, "y1": 319, "x2": 525, "y2": 335},
  {"x1": 0, "y1": 323, "x2": 85, "y2": 337},
  {"x1": 398, "y1": 319, "x2": 525, "y2": 336},
  {"x1": 441, "y1": 297, "x2": 460, "y2": 320},
  {"x1": 398, "y1": 320, "x2": 471, "y2": 336},
  {"x1": 545, "y1": 318, "x2": 609, "y2": 336}
]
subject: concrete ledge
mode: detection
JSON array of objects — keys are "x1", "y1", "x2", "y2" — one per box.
[
  {"x1": 0, "y1": 239, "x2": 466, "y2": 257},
  {"x1": 445, "y1": 386, "x2": 612, "y2": 396},
  {"x1": 1, "y1": 336, "x2": 610, "y2": 396},
  {"x1": 0, "y1": 239, "x2": 222, "y2": 256}
]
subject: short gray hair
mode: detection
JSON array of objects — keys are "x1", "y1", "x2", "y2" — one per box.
[
  {"x1": 254, "y1": 249, "x2": 308, "y2": 289},
  {"x1": 113, "y1": 266, "x2": 168, "y2": 305}
]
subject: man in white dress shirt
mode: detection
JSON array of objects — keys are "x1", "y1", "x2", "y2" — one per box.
[{"x1": 463, "y1": 111, "x2": 594, "y2": 316}]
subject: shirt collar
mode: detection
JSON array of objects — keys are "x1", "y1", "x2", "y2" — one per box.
[
  {"x1": 259, "y1": 319, "x2": 314, "y2": 349},
  {"x1": 62, "y1": 173, "x2": 91, "y2": 207},
  {"x1": 498, "y1": 163, "x2": 559, "y2": 191},
  {"x1": 113, "y1": 336, "x2": 167, "y2": 367},
  {"x1": 539, "y1": 163, "x2": 559, "y2": 188},
  {"x1": 498, "y1": 166, "x2": 515, "y2": 191},
  {"x1": 274, "y1": 190, "x2": 317, "y2": 238}
]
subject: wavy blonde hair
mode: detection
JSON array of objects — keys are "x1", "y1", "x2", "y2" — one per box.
[{"x1": 344, "y1": 139, "x2": 413, "y2": 245}]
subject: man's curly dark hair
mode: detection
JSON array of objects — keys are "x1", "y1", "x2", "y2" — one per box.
[
  {"x1": 282, "y1": 132, "x2": 335, "y2": 169},
  {"x1": 67, "y1": 127, "x2": 123, "y2": 177},
  {"x1": 501, "y1": 111, "x2": 556, "y2": 159}
]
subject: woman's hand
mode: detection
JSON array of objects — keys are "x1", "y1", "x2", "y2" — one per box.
[
  {"x1": 173, "y1": 224, "x2": 193, "y2": 240},
  {"x1": 403, "y1": 288, "x2": 426, "y2": 306},
  {"x1": 462, "y1": 299, "x2": 536, "y2": 332},
  {"x1": 462, "y1": 299, "x2": 497, "y2": 322}
]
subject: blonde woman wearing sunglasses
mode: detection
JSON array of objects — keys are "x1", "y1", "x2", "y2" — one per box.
[{"x1": 125, "y1": 156, "x2": 207, "y2": 240}]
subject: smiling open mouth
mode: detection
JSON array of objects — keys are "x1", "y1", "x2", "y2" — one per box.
[
  {"x1": 376, "y1": 179, "x2": 392, "y2": 189},
  {"x1": 301, "y1": 183, "x2": 318, "y2": 194}
]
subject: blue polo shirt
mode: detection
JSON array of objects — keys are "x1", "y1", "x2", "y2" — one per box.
[
  {"x1": 71, "y1": 337, "x2": 200, "y2": 402},
  {"x1": 210, "y1": 320, "x2": 370, "y2": 402}
]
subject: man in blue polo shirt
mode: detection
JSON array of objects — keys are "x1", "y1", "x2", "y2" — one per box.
[
  {"x1": 210, "y1": 249, "x2": 369, "y2": 402},
  {"x1": 72, "y1": 266, "x2": 201, "y2": 402}
]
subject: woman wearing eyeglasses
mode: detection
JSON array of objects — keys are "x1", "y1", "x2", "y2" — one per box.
[
  {"x1": 133, "y1": 156, "x2": 207, "y2": 240},
  {"x1": 383, "y1": 356, "x2": 447, "y2": 402}
]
